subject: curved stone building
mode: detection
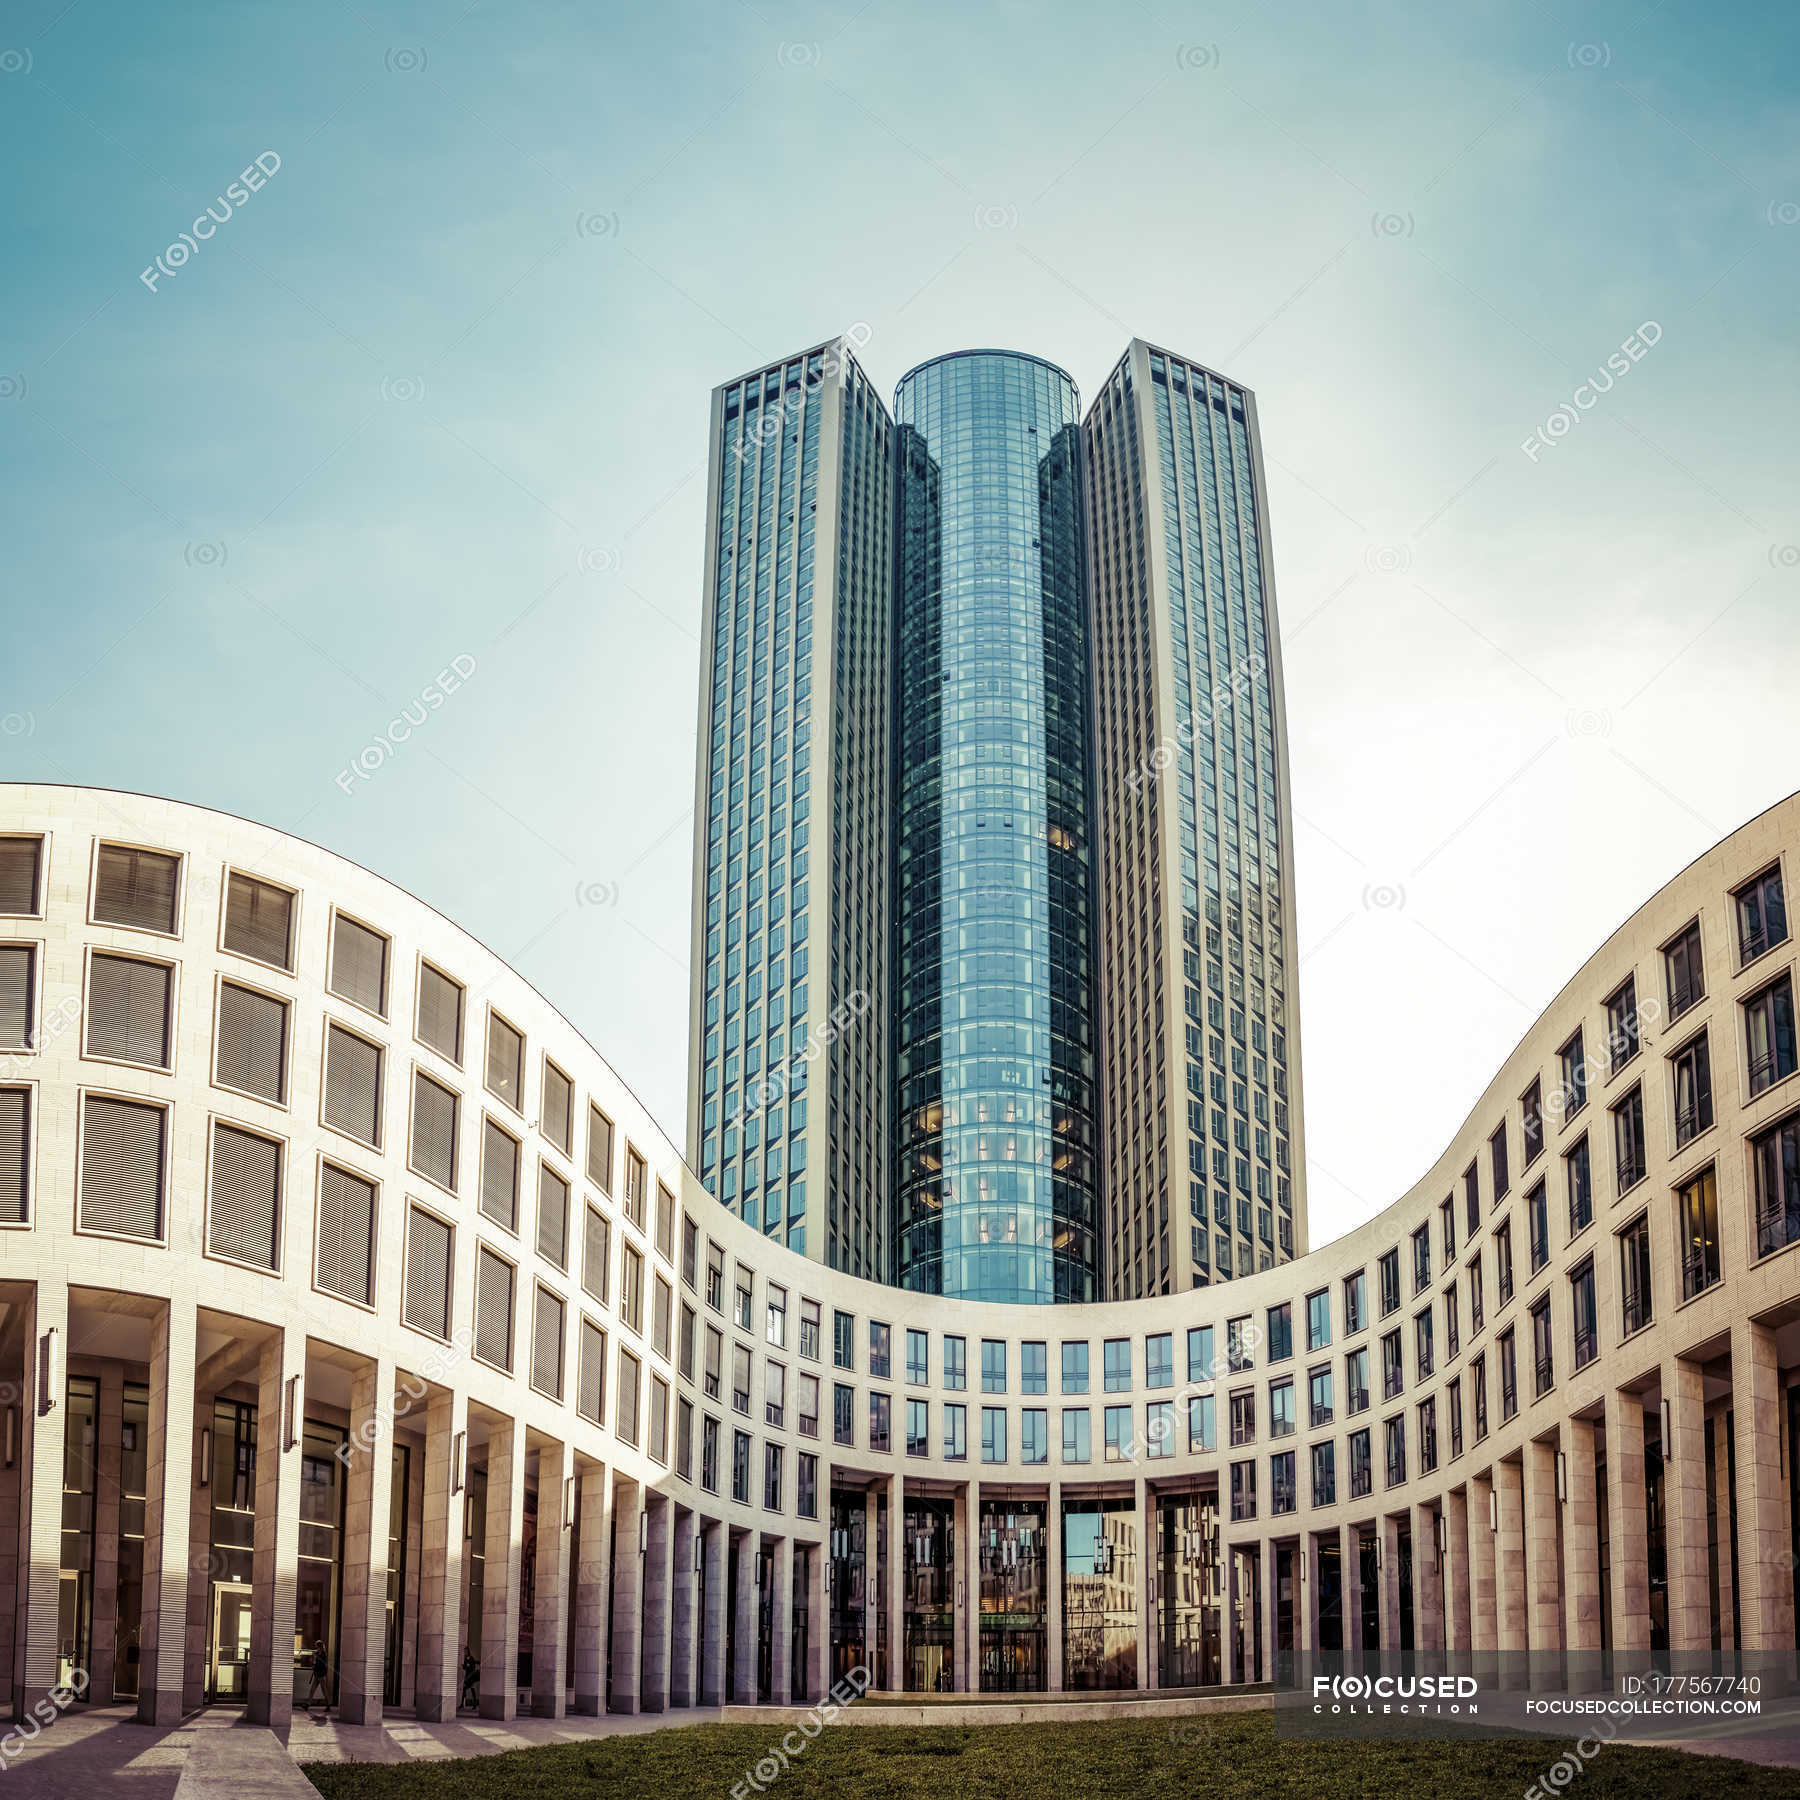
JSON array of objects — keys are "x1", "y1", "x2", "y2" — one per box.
[{"x1": 2, "y1": 783, "x2": 1797, "y2": 1724}]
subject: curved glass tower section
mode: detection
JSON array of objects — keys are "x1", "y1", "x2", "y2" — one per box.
[{"x1": 893, "y1": 351, "x2": 1098, "y2": 1303}]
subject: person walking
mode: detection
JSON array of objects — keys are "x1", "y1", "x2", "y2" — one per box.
[
  {"x1": 460, "y1": 1645, "x2": 481, "y2": 1711},
  {"x1": 305, "y1": 1640, "x2": 331, "y2": 1713}
]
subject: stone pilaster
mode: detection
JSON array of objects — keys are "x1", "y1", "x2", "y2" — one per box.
[
  {"x1": 338, "y1": 1356, "x2": 396, "y2": 1723},
  {"x1": 137, "y1": 1299, "x2": 196, "y2": 1725},
  {"x1": 610, "y1": 1475, "x2": 643, "y2": 1711},
  {"x1": 1604, "y1": 1388, "x2": 1649, "y2": 1665},
  {"x1": 413, "y1": 1386, "x2": 466, "y2": 1720},
  {"x1": 247, "y1": 1329, "x2": 303, "y2": 1728},
  {"x1": 770, "y1": 1534, "x2": 794, "y2": 1704},
  {"x1": 532, "y1": 1438, "x2": 573, "y2": 1718},
  {"x1": 1731, "y1": 1318, "x2": 1795, "y2": 1652},
  {"x1": 1522, "y1": 1438, "x2": 1563, "y2": 1683},
  {"x1": 1662, "y1": 1357, "x2": 1710, "y2": 1657},
  {"x1": 479, "y1": 1413, "x2": 525, "y2": 1720},
  {"x1": 641, "y1": 1490, "x2": 673, "y2": 1712}
]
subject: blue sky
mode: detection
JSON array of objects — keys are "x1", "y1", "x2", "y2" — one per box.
[{"x1": 4, "y1": 0, "x2": 1797, "y2": 1248}]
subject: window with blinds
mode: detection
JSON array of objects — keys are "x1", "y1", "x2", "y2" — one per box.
[
  {"x1": 316, "y1": 1163, "x2": 376, "y2": 1306},
  {"x1": 222, "y1": 872, "x2": 294, "y2": 971},
  {"x1": 79, "y1": 1094, "x2": 164, "y2": 1239},
  {"x1": 617, "y1": 1348, "x2": 641, "y2": 1446},
  {"x1": 93, "y1": 844, "x2": 179, "y2": 933},
  {"x1": 655, "y1": 1181, "x2": 675, "y2": 1260},
  {"x1": 624, "y1": 1146, "x2": 647, "y2": 1229},
  {"x1": 481, "y1": 1118, "x2": 519, "y2": 1230},
  {"x1": 532, "y1": 1286, "x2": 565, "y2": 1398},
  {"x1": 0, "y1": 944, "x2": 33, "y2": 1051},
  {"x1": 537, "y1": 1163, "x2": 570, "y2": 1268},
  {"x1": 649, "y1": 1377, "x2": 669, "y2": 1464},
  {"x1": 583, "y1": 1204, "x2": 611, "y2": 1305},
  {"x1": 410, "y1": 1071, "x2": 459, "y2": 1191},
  {"x1": 541, "y1": 1060, "x2": 573, "y2": 1156},
  {"x1": 0, "y1": 837, "x2": 42, "y2": 916},
  {"x1": 587, "y1": 1103, "x2": 614, "y2": 1192},
  {"x1": 475, "y1": 1246, "x2": 515, "y2": 1371},
  {"x1": 416, "y1": 962, "x2": 464, "y2": 1063},
  {"x1": 0, "y1": 1087, "x2": 29, "y2": 1223},
  {"x1": 330, "y1": 914, "x2": 389, "y2": 1016},
  {"x1": 215, "y1": 982, "x2": 288, "y2": 1103},
  {"x1": 485, "y1": 1012, "x2": 523, "y2": 1109},
  {"x1": 403, "y1": 1205, "x2": 453, "y2": 1339},
  {"x1": 323, "y1": 1023, "x2": 382, "y2": 1146},
  {"x1": 86, "y1": 954, "x2": 172, "y2": 1067},
  {"x1": 208, "y1": 1123, "x2": 282, "y2": 1270},
  {"x1": 578, "y1": 1318, "x2": 607, "y2": 1424}
]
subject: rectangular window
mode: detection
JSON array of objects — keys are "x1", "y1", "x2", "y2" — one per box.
[
  {"x1": 624, "y1": 1146, "x2": 647, "y2": 1230},
  {"x1": 1023, "y1": 1407, "x2": 1051, "y2": 1464},
  {"x1": 1413, "y1": 1308, "x2": 1434, "y2": 1380},
  {"x1": 323, "y1": 1022, "x2": 382, "y2": 1147},
  {"x1": 415, "y1": 962, "x2": 463, "y2": 1063},
  {"x1": 869, "y1": 1321, "x2": 892, "y2": 1380},
  {"x1": 1377, "y1": 1249, "x2": 1400, "y2": 1317},
  {"x1": 1606, "y1": 976, "x2": 1640, "y2": 1075},
  {"x1": 1444, "y1": 1283, "x2": 1460, "y2": 1358},
  {"x1": 731, "y1": 1342, "x2": 751, "y2": 1415},
  {"x1": 734, "y1": 1270, "x2": 753, "y2": 1333},
  {"x1": 833, "y1": 1310, "x2": 854, "y2": 1370},
  {"x1": 1304, "y1": 1292, "x2": 1329, "y2": 1354},
  {"x1": 1440, "y1": 1196, "x2": 1456, "y2": 1264},
  {"x1": 906, "y1": 1397, "x2": 928, "y2": 1457},
  {"x1": 1465, "y1": 1161, "x2": 1482, "y2": 1237},
  {"x1": 534, "y1": 1161, "x2": 570, "y2": 1267},
  {"x1": 980, "y1": 1406, "x2": 1008, "y2": 1463},
  {"x1": 1226, "y1": 1317, "x2": 1252, "y2": 1373},
  {"x1": 1496, "y1": 1219, "x2": 1514, "y2": 1306},
  {"x1": 797, "y1": 1452, "x2": 818, "y2": 1520},
  {"x1": 215, "y1": 981, "x2": 288, "y2": 1104},
  {"x1": 706, "y1": 1242, "x2": 724, "y2": 1312},
  {"x1": 1311, "y1": 1440, "x2": 1336, "y2": 1507},
  {"x1": 1522, "y1": 1079, "x2": 1544, "y2": 1166},
  {"x1": 578, "y1": 1318, "x2": 607, "y2": 1424},
  {"x1": 1612, "y1": 1086, "x2": 1647, "y2": 1194},
  {"x1": 1229, "y1": 1388, "x2": 1256, "y2": 1447},
  {"x1": 1345, "y1": 1346, "x2": 1369, "y2": 1414},
  {"x1": 1559, "y1": 1028, "x2": 1588, "y2": 1120},
  {"x1": 1531, "y1": 1296, "x2": 1554, "y2": 1397},
  {"x1": 1343, "y1": 1271, "x2": 1365, "y2": 1335},
  {"x1": 869, "y1": 1392, "x2": 891, "y2": 1454},
  {"x1": 1499, "y1": 1328, "x2": 1518, "y2": 1420},
  {"x1": 0, "y1": 944, "x2": 30, "y2": 1052},
  {"x1": 1271, "y1": 1449, "x2": 1296, "y2": 1514},
  {"x1": 1469, "y1": 1250, "x2": 1485, "y2": 1333},
  {"x1": 1381, "y1": 1328, "x2": 1404, "y2": 1400},
  {"x1": 1473, "y1": 1354, "x2": 1489, "y2": 1440},
  {"x1": 833, "y1": 1383, "x2": 853, "y2": 1447},
  {"x1": 682, "y1": 1215, "x2": 699, "y2": 1290},
  {"x1": 945, "y1": 1402, "x2": 967, "y2": 1461},
  {"x1": 475, "y1": 1246, "x2": 515, "y2": 1372},
  {"x1": 1022, "y1": 1340, "x2": 1049, "y2": 1394},
  {"x1": 329, "y1": 913, "x2": 388, "y2": 1016},
  {"x1": 541, "y1": 1060, "x2": 574, "y2": 1157},
  {"x1": 731, "y1": 1428, "x2": 749, "y2": 1501},
  {"x1": 982, "y1": 1338, "x2": 1008, "y2": 1393},
  {"x1": 1230, "y1": 1459, "x2": 1257, "y2": 1522},
  {"x1": 1571, "y1": 1258, "x2": 1598, "y2": 1369},
  {"x1": 1268, "y1": 1376, "x2": 1294, "y2": 1438},
  {"x1": 402, "y1": 1205, "x2": 452, "y2": 1339},
  {"x1": 223, "y1": 872, "x2": 294, "y2": 971},
  {"x1": 410, "y1": 1071, "x2": 459, "y2": 1192},
  {"x1": 1385, "y1": 1414, "x2": 1407, "y2": 1487},
  {"x1": 1670, "y1": 1031, "x2": 1713, "y2": 1148},
  {"x1": 703, "y1": 1325, "x2": 722, "y2": 1401},
  {"x1": 1619, "y1": 1212, "x2": 1652, "y2": 1335},
  {"x1": 1526, "y1": 1181, "x2": 1549, "y2": 1274},
  {"x1": 1105, "y1": 1404, "x2": 1134, "y2": 1462},
  {"x1": 485, "y1": 1011, "x2": 524, "y2": 1110},
  {"x1": 1678, "y1": 1167, "x2": 1720, "y2": 1299},
  {"x1": 764, "y1": 1358, "x2": 785, "y2": 1428},
  {"x1": 1062, "y1": 1340, "x2": 1090, "y2": 1393},
  {"x1": 86, "y1": 953, "x2": 172, "y2": 1068},
  {"x1": 621, "y1": 1243, "x2": 643, "y2": 1332},
  {"x1": 1349, "y1": 1427, "x2": 1372, "y2": 1499},
  {"x1": 655, "y1": 1181, "x2": 675, "y2": 1261},
  {"x1": 94, "y1": 844, "x2": 179, "y2": 935},
  {"x1": 1449, "y1": 1377, "x2": 1464, "y2": 1459},
  {"x1": 1736, "y1": 864, "x2": 1788, "y2": 964},
  {"x1": 1308, "y1": 1364, "x2": 1333, "y2": 1429},
  {"x1": 1265, "y1": 1303, "x2": 1292, "y2": 1362},
  {"x1": 676, "y1": 1397, "x2": 693, "y2": 1480},
  {"x1": 1411, "y1": 1224, "x2": 1431, "y2": 1295},
  {"x1": 1752, "y1": 1111, "x2": 1800, "y2": 1259},
  {"x1": 1103, "y1": 1337, "x2": 1132, "y2": 1391},
  {"x1": 532, "y1": 1286, "x2": 565, "y2": 1400},
  {"x1": 700, "y1": 1416, "x2": 718, "y2": 1491},
  {"x1": 652, "y1": 1274, "x2": 672, "y2": 1358},
  {"x1": 1489, "y1": 1126, "x2": 1508, "y2": 1204},
  {"x1": 944, "y1": 1334, "x2": 966, "y2": 1390},
  {"x1": 798, "y1": 1371, "x2": 819, "y2": 1437},
  {"x1": 0, "y1": 837, "x2": 43, "y2": 917},
  {"x1": 763, "y1": 1443, "x2": 782, "y2": 1510},
  {"x1": 1566, "y1": 1137, "x2": 1592, "y2": 1237},
  {"x1": 1745, "y1": 973, "x2": 1798, "y2": 1097},
  {"x1": 800, "y1": 1297, "x2": 821, "y2": 1360},
  {"x1": 766, "y1": 1284, "x2": 788, "y2": 1350},
  {"x1": 1187, "y1": 1393, "x2": 1215, "y2": 1453},
  {"x1": 79, "y1": 1093, "x2": 165, "y2": 1240},
  {"x1": 587, "y1": 1103, "x2": 614, "y2": 1193},
  {"x1": 581, "y1": 1202, "x2": 610, "y2": 1305},
  {"x1": 1664, "y1": 919, "x2": 1704, "y2": 1021},
  {"x1": 315, "y1": 1163, "x2": 375, "y2": 1305},
  {"x1": 207, "y1": 1121, "x2": 281, "y2": 1271}
]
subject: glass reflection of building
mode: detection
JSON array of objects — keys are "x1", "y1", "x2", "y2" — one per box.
[
  {"x1": 1060, "y1": 1497, "x2": 1138, "y2": 1688},
  {"x1": 1153, "y1": 1492, "x2": 1219, "y2": 1687},
  {"x1": 895, "y1": 352, "x2": 1099, "y2": 1304},
  {"x1": 901, "y1": 1497, "x2": 955, "y2": 1691},
  {"x1": 978, "y1": 1498, "x2": 1047, "y2": 1690}
]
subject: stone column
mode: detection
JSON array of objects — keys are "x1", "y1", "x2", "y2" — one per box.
[
  {"x1": 14, "y1": 1278, "x2": 69, "y2": 1718},
  {"x1": 1522, "y1": 1439, "x2": 1562, "y2": 1684},
  {"x1": 1224, "y1": 1546, "x2": 1244, "y2": 1683},
  {"x1": 1299, "y1": 1532, "x2": 1319, "y2": 1659},
  {"x1": 951, "y1": 1483, "x2": 970, "y2": 1693},
  {"x1": 532, "y1": 1438, "x2": 573, "y2": 1718},
  {"x1": 339, "y1": 1356, "x2": 397, "y2": 1723},
  {"x1": 885, "y1": 1472, "x2": 904, "y2": 1692},
  {"x1": 700, "y1": 1517, "x2": 727, "y2": 1705},
  {"x1": 862, "y1": 1486, "x2": 879, "y2": 1686},
  {"x1": 89, "y1": 1364, "x2": 122, "y2": 1703},
  {"x1": 137, "y1": 1298, "x2": 196, "y2": 1725},
  {"x1": 642, "y1": 1490, "x2": 674, "y2": 1712},
  {"x1": 770, "y1": 1534, "x2": 794, "y2": 1705},
  {"x1": 1342, "y1": 1528, "x2": 1365, "y2": 1673},
  {"x1": 571, "y1": 1459, "x2": 611, "y2": 1714},
  {"x1": 1443, "y1": 1486, "x2": 1471, "y2": 1666},
  {"x1": 963, "y1": 1479, "x2": 982, "y2": 1693},
  {"x1": 1046, "y1": 1480, "x2": 1065, "y2": 1692},
  {"x1": 1604, "y1": 1388, "x2": 1649, "y2": 1666},
  {"x1": 806, "y1": 1532, "x2": 828, "y2": 1703},
  {"x1": 248, "y1": 1329, "x2": 304, "y2": 1728},
  {"x1": 1378, "y1": 1516, "x2": 1402, "y2": 1655},
  {"x1": 730, "y1": 1528, "x2": 757, "y2": 1703},
  {"x1": 1563, "y1": 1420, "x2": 1603, "y2": 1686},
  {"x1": 1413, "y1": 1505, "x2": 1443, "y2": 1653},
  {"x1": 1731, "y1": 1318, "x2": 1796, "y2": 1653},
  {"x1": 1662, "y1": 1357, "x2": 1710, "y2": 1657},
  {"x1": 479, "y1": 1413, "x2": 525, "y2": 1720},
  {"x1": 1494, "y1": 1460, "x2": 1527, "y2": 1684},
  {"x1": 671, "y1": 1509, "x2": 698, "y2": 1708},
  {"x1": 414, "y1": 1386, "x2": 467, "y2": 1720},
  {"x1": 611, "y1": 1475, "x2": 643, "y2": 1712}
]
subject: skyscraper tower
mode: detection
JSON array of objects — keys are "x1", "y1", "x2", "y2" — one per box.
[
  {"x1": 1085, "y1": 342, "x2": 1307, "y2": 1295},
  {"x1": 689, "y1": 335, "x2": 1305, "y2": 1301},
  {"x1": 892, "y1": 351, "x2": 1099, "y2": 1304}
]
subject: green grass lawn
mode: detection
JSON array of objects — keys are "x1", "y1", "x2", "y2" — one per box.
[{"x1": 302, "y1": 1711, "x2": 1800, "y2": 1799}]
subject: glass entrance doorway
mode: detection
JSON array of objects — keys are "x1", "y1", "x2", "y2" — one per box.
[{"x1": 210, "y1": 1582, "x2": 253, "y2": 1701}]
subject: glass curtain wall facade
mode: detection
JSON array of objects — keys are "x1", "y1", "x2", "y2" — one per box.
[
  {"x1": 688, "y1": 338, "x2": 892, "y2": 1280},
  {"x1": 893, "y1": 351, "x2": 1099, "y2": 1304},
  {"x1": 1085, "y1": 341, "x2": 1305, "y2": 1296}
]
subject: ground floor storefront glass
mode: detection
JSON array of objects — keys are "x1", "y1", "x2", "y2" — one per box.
[
  {"x1": 902, "y1": 1498, "x2": 954, "y2": 1691},
  {"x1": 1155, "y1": 1491, "x2": 1219, "y2": 1687},
  {"x1": 979, "y1": 1499, "x2": 1046, "y2": 1692},
  {"x1": 1062, "y1": 1497, "x2": 1137, "y2": 1689}
]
